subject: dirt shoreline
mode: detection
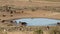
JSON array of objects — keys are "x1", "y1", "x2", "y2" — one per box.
[{"x1": 10, "y1": 17, "x2": 60, "y2": 21}]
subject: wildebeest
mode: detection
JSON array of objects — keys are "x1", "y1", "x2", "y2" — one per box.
[{"x1": 57, "y1": 22, "x2": 60, "y2": 25}]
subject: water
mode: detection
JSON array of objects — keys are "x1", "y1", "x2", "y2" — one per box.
[{"x1": 15, "y1": 18, "x2": 60, "y2": 26}]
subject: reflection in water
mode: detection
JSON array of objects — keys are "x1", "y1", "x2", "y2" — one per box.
[{"x1": 15, "y1": 18, "x2": 60, "y2": 26}]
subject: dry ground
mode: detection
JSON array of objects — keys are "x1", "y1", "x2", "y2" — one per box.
[
  {"x1": 0, "y1": 10, "x2": 60, "y2": 20},
  {"x1": 0, "y1": 0, "x2": 60, "y2": 20},
  {"x1": 0, "y1": 0, "x2": 60, "y2": 34}
]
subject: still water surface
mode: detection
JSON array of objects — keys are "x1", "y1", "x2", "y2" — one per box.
[{"x1": 16, "y1": 18, "x2": 60, "y2": 26}]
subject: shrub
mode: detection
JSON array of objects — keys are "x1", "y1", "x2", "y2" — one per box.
[
  {"x1": 34, "y1": 29, "x2": 43, "y2": 34},
  {"x1": 50, "y1": 27, "x2": 60, "y2": 34}
]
